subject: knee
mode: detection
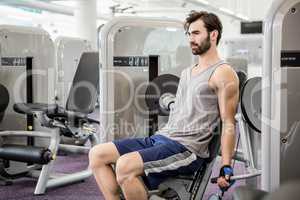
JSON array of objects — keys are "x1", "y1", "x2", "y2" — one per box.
[
  {"x1": 115, "y1": 156, "x2": 133, "y2": 186},
  {"x1": 88, "y1": 144, "x2": 109, "y2": 169}
]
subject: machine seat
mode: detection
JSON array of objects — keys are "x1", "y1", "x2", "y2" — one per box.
[
  {"x1": 13, "y1": 103, "x2": 58, "y2": 115},
  {"x1": 14, "y1": 103, "x2": 99, "y2": 125},
  {"x1": 0, "y1": 144, "x2": 52, "y2": 165},
  {"x1": 13, "y1": 52, "x2": 99, "y2": 128}
]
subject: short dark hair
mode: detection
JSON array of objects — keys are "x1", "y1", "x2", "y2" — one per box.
[{"x1": 184, "y1": 11, "x2": 223, "y2": 45}]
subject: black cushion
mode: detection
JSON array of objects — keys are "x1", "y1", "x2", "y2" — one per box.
[
  {"x1": 0, "y1": 144, "x2": 52, "y2": 165},
  {"x1": 236, "y1": 71, "x2": 247, "y2": 94},
  {"x1": 0, "y1": 84, "x2": 9, "y2": 122},
  {"x1": 13, "y1": 103, "x2": 58, "y2": 115},
  {"x1": 66, "y1": 52, "x2": 99, "y2": 114}
]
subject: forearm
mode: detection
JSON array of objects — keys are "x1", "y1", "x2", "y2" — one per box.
[{"x1": 221, "y1": 124, "x2": 236, "y2": 166}]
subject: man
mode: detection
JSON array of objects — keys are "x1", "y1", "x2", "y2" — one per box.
[{"x1": 89, "y1": 11, "x2": 239, "y2": 200}]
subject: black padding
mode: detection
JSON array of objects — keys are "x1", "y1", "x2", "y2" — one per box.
[
  {"x1": 13, "y1": 103, "x2": 58, "y2": 115},
  {"x1": 145, "y1": 74, "x2": 179, "y2": 116},
  {"x1": 0, "y1": 84, "x2": 9, "y2": 122},
  {"x1": 66, "y1": 52, "x2": 99, "y2": 114},
  {"x1": 0, "y1": 144, "x2": 52, "y2": 165},
  {"x1": 241, "y1": 77, "x2": 261, "y2": 132},
  {"x1": 233, "y1": 186, "x2": 268, "y2": 200},
  {"x1": 236, "y1": 71, "x2": 247, "y2": 92}
]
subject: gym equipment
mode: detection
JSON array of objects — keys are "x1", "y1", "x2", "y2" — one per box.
[
  {"x1": 0, "y1": 25, "x2": 55, "y2": 185},
  {"x1": 145, "y1": 74, "x2": 179, "y2": 116},
  {"x1": 54, "y1": 36, "x2": 95, "y2": 146},
  {"x1": 100, "y1": 17, "x2": 193, "y2": 142},
  {"x1": 240, "y1": 77, "x2": 261, "y2": 133},
  {"x1": 0, "y1": 25, "x2": 55, "y2": 106},
  {"x1": 0, "y1": 84, "x2": 9, "y2": 122},
  {"x1": 262, "y1": 0, "x2": 300, "y2": 192},
  {"x1": 233, "y1": 0, "x2": 300, "y2": 194},
  {"x1": 0, "y1": 52, "x2": 100, "y2": 195}
]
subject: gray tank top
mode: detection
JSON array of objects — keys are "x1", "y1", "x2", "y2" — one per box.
[{"x1": 158, "y1": 60, "x2": 225, "y2": 158}]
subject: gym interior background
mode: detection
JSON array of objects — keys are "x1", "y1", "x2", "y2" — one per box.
[{"x1": 0, "y1": 0, "x2": 299, "y2": 200}]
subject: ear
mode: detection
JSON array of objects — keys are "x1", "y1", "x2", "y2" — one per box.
[{"x1": 210, "y1": 30, "x2": 219, "y2": 44}]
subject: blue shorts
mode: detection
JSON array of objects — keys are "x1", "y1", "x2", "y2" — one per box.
[{"x1": 113, "y1": 134, "x2": 205, "y2": 190}]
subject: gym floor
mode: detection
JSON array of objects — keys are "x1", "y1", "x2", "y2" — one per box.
[{"x1": 0, "y1": 155, "x2": 246, "y2": 200}]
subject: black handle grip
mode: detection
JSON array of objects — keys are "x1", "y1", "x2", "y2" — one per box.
[{"x1": 211, "y1": 177, "x2": 218, "y2": 184}]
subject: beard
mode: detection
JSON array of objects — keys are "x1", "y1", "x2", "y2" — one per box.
[{"x1": 190, "y1": 35, "x2": 211, "y2": 55}]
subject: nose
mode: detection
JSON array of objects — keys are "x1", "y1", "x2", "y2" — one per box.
[{"x1": 189, "y1": 36, "x2": 195, "y2": 43}]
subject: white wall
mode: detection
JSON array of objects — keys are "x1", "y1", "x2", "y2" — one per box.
[{"x1": 0, "y1": 0, "x2": 277, "y2": 41}]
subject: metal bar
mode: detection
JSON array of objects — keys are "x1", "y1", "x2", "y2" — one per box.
[
  {"x1": 34, "y1": 129, "x2": 60, "y2": 195},
  {"x1": 46, "y1": 169, "x2": 92, "y2": 189},
  {"x1": 58, "y1": 144, "x2": 90, "y2": 154},
  {"x1": 0, "y1": 131, "x2": 56, "y2": 139},
  {"x1": 245, "y1": 125, "x2": 256, "y2": 168},
  {"x1": 231, "y1": 170, "x2": 261, "y2": 181},
  {"x1": 236, "y1": 113, "x2": 252, "y2": 167}
]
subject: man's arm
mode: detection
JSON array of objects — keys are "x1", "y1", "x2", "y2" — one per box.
[{"x1": 210, "y1": 64, "x2": 239, "y2": 188}]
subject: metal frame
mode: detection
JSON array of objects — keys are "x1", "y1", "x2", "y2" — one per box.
[
  {"x1": 262, "y1": 0, "x2": 300, "y2": 192},
  {"x1": 235, "y1": 112, "x2": 256, "y2": 170}
]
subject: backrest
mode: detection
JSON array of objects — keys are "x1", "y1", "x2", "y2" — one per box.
[
  {"x1": 66, "y1": 52, "x2": 99, "y2": 114},
  {"x1": 236, "y1": 71, "x2": 247, "y2": 94},
  {"x1": 0, "y1": 84, "x2": 9, "y2": 122},
  {"x1": 206, "y1": 70, "x2": 247, "y2": 162}
]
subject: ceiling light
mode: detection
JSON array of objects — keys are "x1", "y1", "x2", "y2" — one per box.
[
  {"x1": 236, "y1": 13, "x2": 250, "y2": 21},
  {"x1": 219, "y1": 7, "x2": 234, "y2": 15},
  {"x1": 166, "y1": 27, "x2": 178, "y2": 32},
  {"x1": 196, "y1": 0, "x2": 209, "y2": 5}
]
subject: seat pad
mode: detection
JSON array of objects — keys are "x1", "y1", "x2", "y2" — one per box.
[{"x1": 13, "y1": 103, "x2": 58, "y2": 115}]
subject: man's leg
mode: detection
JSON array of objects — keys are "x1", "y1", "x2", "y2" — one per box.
[
  {"x1": 89, "y1": 142, "x2": 121, "y2": 200},
  {"x1": 115, "y1": 152, "x2": 147, "y2": 200}
]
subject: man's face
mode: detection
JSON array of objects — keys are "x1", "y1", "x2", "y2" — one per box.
[{"x1": 187, "y1": 19, "x2": 211, "y2": 55}]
